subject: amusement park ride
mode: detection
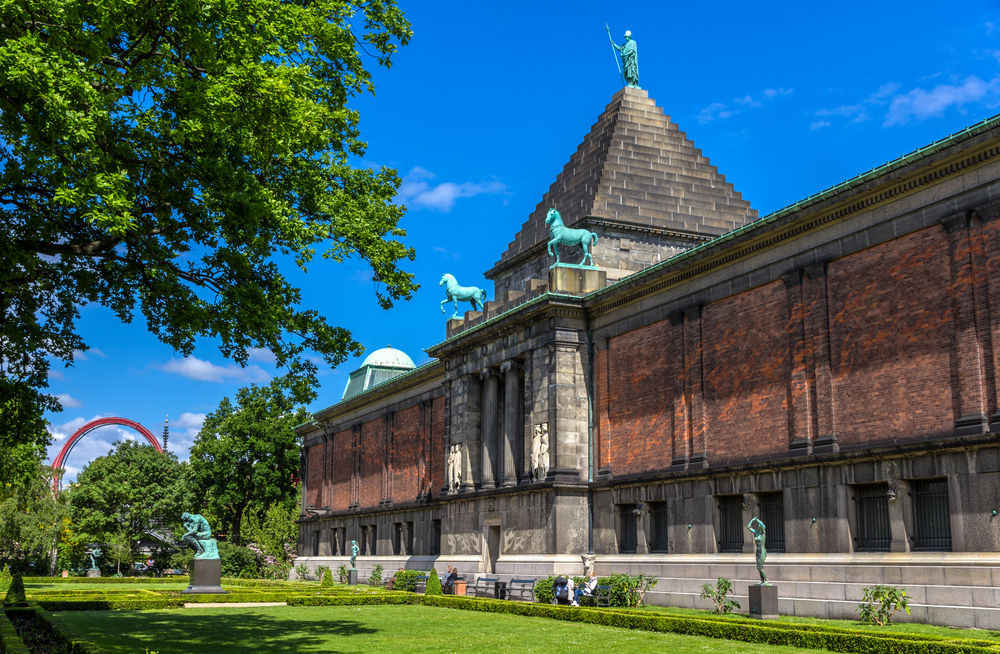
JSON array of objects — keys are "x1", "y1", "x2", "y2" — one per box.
[{"x1": 50, "y1": 416, "x2": 164, "y2": 491}]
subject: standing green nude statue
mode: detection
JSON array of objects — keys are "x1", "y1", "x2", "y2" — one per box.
[
  {"x1": 350, "y1": 540, "x2": 359, "y2": 569},
  {"x1": 608, "y1": 28, "x2": 639, "y2": 89},
  {"x1": 748, "y1": 516, "x2": 770, "y2": 585}
]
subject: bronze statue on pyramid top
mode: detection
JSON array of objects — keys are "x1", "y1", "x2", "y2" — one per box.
[{"x1": 607, "y1": 25, "x2": 639, "y2": 89}]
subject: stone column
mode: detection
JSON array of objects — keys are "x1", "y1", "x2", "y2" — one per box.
[
  {"x1": 480, "y1": 368, "x2": 500, "y2": 489},
  {"x1": 549, "y1": 333, "x2": 588, "y2": 483},
  {"x1": 595, "y1": 338, "x2": 613, "y2": 480},
  {"x1": 942, "y1": 212, "x2": 989, "y2": 435},
  {"x1": 979, "y1": 206, "x2": 1000, "y2": 430},
  {"x1": 668, "y1": 312, "x2": 688, "y2": 470},
  {"x1": 350, "y1": 424, "x2": 360, "y2": 509},
  {"x1": 500, "y1": 359, "x2": 522, "y2": 487},
  {"x1": 804, "y1": 261, "x2": 838, "y2": 453},
  {"x1": 782, "y1": 270, "x2": 814, "y2": 455},
  {"x1": 684, "y1": 307, "x2": 708, "y2": 469},
  {"x1": 299, "y1": 447, "x2": 309, "y2": 515}
]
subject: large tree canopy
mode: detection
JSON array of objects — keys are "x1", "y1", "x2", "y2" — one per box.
[
  {"x1": 0, "y1": 0, "x2": 416, "y2": 449},
  {"x1": 189, "y1": 374, "x2": 307, "y2": 545}
]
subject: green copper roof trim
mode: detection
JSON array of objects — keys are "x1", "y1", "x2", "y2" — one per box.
[{"x1": 585, "y1": 110, "x2": 1000, "y2": 302}]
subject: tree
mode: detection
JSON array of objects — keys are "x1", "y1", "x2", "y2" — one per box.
[
  {"x1": 189, "y1": 374, "x2": 307, "y2": 545},
  {"x1": 69, "y1": 440, "x2": 188, "y2": 566},
  {"x1": 0, "y1": 0, "x2": 417, "y2": 450},
  {"x1": 0, "y1": 464, "x2": 69, "y2": 575}
]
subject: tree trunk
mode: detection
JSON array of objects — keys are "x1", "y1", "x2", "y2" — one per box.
[{"x1": 49, "y1": 536, "x2": 58, "y2": 576}]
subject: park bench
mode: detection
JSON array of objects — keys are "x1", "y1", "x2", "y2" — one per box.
[
  {"x1": 507, "y1": 578, "x2": 536, "y2": 602},
  {"x1": 414, "y1": 575, "x2": 428, "y2": 593},
  {"x1": 578, "y1": 585, "x2": 611, "y2": 607},
  {"x1": 468, "y1": 576, "x2": 499, "y2": 598}
]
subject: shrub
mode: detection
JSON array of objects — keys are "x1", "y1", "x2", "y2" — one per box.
[
  {"x1": 858, "y1": 585, "x2": 910, "y2": 626},
  {"x1": 320, "y1": 567, "x2": 334, "y2": 587},
  {"x1": 425, "y1": 568, "x2": 442, "y2": 596},
  {"x1": 604, "y1": 573, "x2": 657, "y2": 607},
  {"x1": 393, "y1": 569, "x2": 423, "y2": 592},
  {"x1": 0, "y1": 564, "x2": 11, "y2": 592},
  {"x1": 700, "y1": 577, "x2": 739, "y2": 614},
  {"x1": 4, "y1": 574, "x2": 26, "y2": 606},
  {"x1": 294, "y1": 562, "x2": 310, "y2": 581},
  {"x1": 337, "y1": 564, "x2": 349, "y2": 583},
  {"x1": 369, "y1": 564, "x2": 384, "y2": 586},
  {"x1": 218, "y1": 541, "x2": 259, "y2": 579}
]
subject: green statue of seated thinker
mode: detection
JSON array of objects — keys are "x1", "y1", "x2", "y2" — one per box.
[{"x1": 182, "y1": 512, "x2": 220, "y2": 560}]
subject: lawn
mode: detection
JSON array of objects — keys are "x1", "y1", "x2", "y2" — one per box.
[{"x1": 56, "y1": 604, "x2": 820, "y2": 654}]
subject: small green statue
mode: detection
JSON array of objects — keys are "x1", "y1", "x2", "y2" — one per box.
[
  {"x1": 350, "y1": 540, "x2": 359, "y2": 569},
  {"x1": 88, "y1": 547, "x2": 102, "y2": 570},
  {"x1": 546, "y1": 208, "x2": 599, "y2": 266},
  {"x1": 181, "y1": 512, "x2": 220, "y2": 560},
  {"x1": 748, "y1": 517, "x2": 770, "y2": 585},
  {"x1": 440, "y1": 273, "x2": 487, "y2": 320},
  {"x1": 607, "y1": 28, "x2": 639, "y2": 89}
]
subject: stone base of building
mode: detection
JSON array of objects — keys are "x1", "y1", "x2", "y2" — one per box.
[
  {"x1": 749, "y1": 583, "x2": 778, "y2": 619},
  {"x1": 181, "y1": 558, "x2": 227, "y2": 594},
  {"x1": 548, "y1": 264, "x2": 606, "y2": 295}
]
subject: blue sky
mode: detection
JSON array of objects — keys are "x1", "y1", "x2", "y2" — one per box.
[{"x1": 46, "y1": 0, "x2": 1000, "y2": 481}]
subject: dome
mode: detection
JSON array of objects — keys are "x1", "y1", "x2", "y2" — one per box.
[{"x1": 361, "y1": 346, "x2": 415, "y2": 370}]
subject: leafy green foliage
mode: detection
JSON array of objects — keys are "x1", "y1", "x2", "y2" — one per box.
[
  {"x1": 858, "y1": 585, "x2": 910, "y2": 626},
  {"x1": 699, "y1": 577, "x2": 739, "y2": 614},
  {"x1": 336, "y1": 565, "x2": 349, "y2": 584},
  {"x1": 0, "y1": 0, "x2": 417, "y2": 453},
  {"x1": 4, "y1": 574, "x2": 26, "y2": 605},
  {"x1": 425, "y1": 568, "x2": 442, "y2": 596},
  {"x1": 0, "y1": 564, "x2": 11, "y2": 591},
  {"x1": 0, "y1": 398, "x2": 51, "y2": 491},
  {"x1": 369, "y1": 564, "x2": 384, "y2": 586},
  {"x1": 0, "y1": 464, "x2": 69, "y2": 575},
  {"x1": 392, "y1": 569, "x2": 424, "y2": 592},
  {"x1": 534, "y1": 574, "x2": 655, "y2": 608},
  {"x1": 217, "y1": 542, "x2": 258, "y2": 579},
  {"x1": 320, "y1": 567, "x2": 334, "y2": 587},
  {"x1": 294, "y1": 562, "x2": 310, "y2": 581},
  {"x1": 68, "y1": 440, "x2": 188, "y2": 566},
  {"x1": 190, "y1": 375, "x2": 307, "y2": 545}
]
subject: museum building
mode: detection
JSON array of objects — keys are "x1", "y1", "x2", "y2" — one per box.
[{"x1": 295, "y1": 86, "x2": 1000, "y2": 627}]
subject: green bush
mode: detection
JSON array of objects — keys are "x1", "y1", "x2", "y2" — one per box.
[
  {"x1": 425, "y1": 568, "x2": 442, "y2": 596},
  {"x1": 218, "y1": 541, "x2": 260, "y2": 579},
  {"x1": 700, "y1": 577, "x2": 739, "y2": 614},
  {"x1": 336, "y1": 564, "x2": 349, "y2": 584},
  {"x1": 4, "y1": 574, "x2": 26, "y2": 605},
  {"x1": 369, "y1": 564, "x2": 384, "y2": 586},
  {"x1": 393, "y1": 569, "x2": 423, "y2": 592},
  {"x1": 294, "y1": 562, "x2": 310, "y2": 581},
  {"x1": 0, "y1": 564, "x2": 12, "y2": 592},
  {"x1": 321, "y1": 567, "x2": 334, "y2": 587},
  {"x1": 858, "y1": 585, "x2": 910, "y2": 626},
  {"x1": 534, "y1": 574, "x2": 654, "y2": 608},
  {"x1": 0, "y1": 611, "x2": 30, "y2": 654}
]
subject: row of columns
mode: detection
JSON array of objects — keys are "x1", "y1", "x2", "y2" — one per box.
[{"x1": 480, "y1": 360, "x2": 522, "y2": 489}]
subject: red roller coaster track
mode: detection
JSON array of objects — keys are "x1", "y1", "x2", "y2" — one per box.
[{"x1": 51, "y1": 417, "x2": 162, "y2": 490}]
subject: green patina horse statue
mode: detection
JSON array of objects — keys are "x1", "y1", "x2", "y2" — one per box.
[
  {"x1": 546, "y1": 208, "x2": 598, "y2": 266},
  {"x1": 440, "y1": 273, "x2": 487, "y2": 320}
]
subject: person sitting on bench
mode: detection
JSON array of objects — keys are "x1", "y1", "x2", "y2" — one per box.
[
  {"x1": 571, "y1": 571, "x2": 598, "y2": 606},
  {"x1": 442, "y1": 566, "x2": 458, "y2": 594}
]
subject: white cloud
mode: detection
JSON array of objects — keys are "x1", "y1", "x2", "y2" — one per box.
[
  {"x1": 734, "y1": 95, "x2": 762, "y2": 107},
  {"x1": 697, "y1": 102, "x2": 737, "y2": 124},
  {"x1": 55, "y1": 393, "x2": 83, "y2": 409},
  {"x1": 154, "y1": 356, "x2": 269, "y2": 383},
  {"x1": 396, "y1": 167, "x2": 506, "y2": 212},
  {"x1": 988, "y1": 50, "x2": 1000, "y2": 65},
  {"x1": 815, "y1": 104, "x2": 865, "y2": 117},
  {"x1": 884, "y1": 75, "x2": 1000, "y2": 126},
  {"x1": 48, "y1": 369, "x2": 65, "y2": 381},
  {"x1": 763, "y1": 88, "x2": 794, "y2": 98},
  {"x1": 71, "y1": 348, "x2": 107, "y2": 362},
  {"x1": 810, "y1": 120, "x2": 832, "y2": 130},
  {"x1": 247, "y1": 348, "x2": 276, "y2": 365},
  {"x1": 433, "y1": 246, "x2": 460, "y2": 260}
]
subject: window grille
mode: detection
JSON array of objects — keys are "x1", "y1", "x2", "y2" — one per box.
[
  {"x1": 911, "y1": 479, "x2": 952, "y2": 551},
  {"x1": 649, "y1": 501, "x2": 669, "y2": 553},
  {"x1": 717, "y1": 495, "x2": 743, "y2": 553},
  {"x1": 430, "y1": 519, "x2": 442, "y2": 556},
  {"x1": 853, "y1": 483, "x2": 891, "y2": 552},
  {"x1": 618, "y1": 504, "x2": 638, "y2": 554},
  {"x1": 758, "y1": 492, "x2": 786, "y2": 553}
]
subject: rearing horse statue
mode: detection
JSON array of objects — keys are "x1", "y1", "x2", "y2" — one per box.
[
  {"x1": 440, "y1": 273, "x2": 487, "y2": 320},
  {"x1": 545, "y1": 208, "x2": 598, "y2": 266}
]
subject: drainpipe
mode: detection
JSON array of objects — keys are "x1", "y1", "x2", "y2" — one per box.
[{"x1": 585, "y1": 306, "x2": 595, "y2": 555}]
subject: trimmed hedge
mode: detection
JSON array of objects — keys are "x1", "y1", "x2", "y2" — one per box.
[
  {"x1": 287, "y1": 594, "x2": 422, "y2": 607},
  {"x1": 21, "y1": 575, "x2": 189, "y2": 584},
  {"x1": 421, "y1": 596, "x2": 1000, "y2": 654},
  {"x1": 0, "y1": 610, "x2": 31, "y2": 654}
]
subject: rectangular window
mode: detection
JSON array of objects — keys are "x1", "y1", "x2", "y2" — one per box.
[
  {"x1": 430, "y1": 519, "x2": 441, "y2": 556},
  {"x1": 360, "y1": 526, "x2": 368, "y2": 556},
  {"x1": 369, "y1": 525, "x2": 378, "y2": 555},
  {"x1": 911, "y1": 479, "x2": 952, "y2": 551},
  {"x1": 758, "y1": 492, "x2": 786, "y2": 553},
  {"x1": 405, "y1": 521, "x2": 415, "y2": 555},
  {"x1": 331, "y1": 528, "x2": 340, "y2": 556},
  {"x1": 618, "y1": 504, "x2": 638, "y2": 554},
  {"x1": 717, "y1": 495, "x2": 743, "y2": 553},
  {"x1": 392, "y1": 522, "x2": 402, "y2": 556},
  {"x1": 311, "y1": 530, "x2": 319, "y2": 557},
  {"x1": 853, "y1": 483, "x2": 891, "y2": 552},
  {"x1": 649, "y1": 501, "x2": 669, "y2": 553}
]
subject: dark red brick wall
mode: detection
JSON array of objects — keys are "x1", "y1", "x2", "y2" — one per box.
[
  {"x1": 306, "y1": 443, "x2": 324, "y2": 509},
  {"x1": 330, "y1": 428, "x2": 353, "y2": 511},
  {"x1": 391, "y1": 407, "x2": 421, "y2": 504},
  {"x1": 829, "y1": 226, "x2": 954, "y2": 447},
  {"x1": 702, "y1": 280, "x2": 790, "y2": 463},
  {"x1": 359, "y1": 419, "x2": 384, "y2": 509},
  {"x1": 605, "y1": 319, "x2": 674, "y2": 475},
  {"x1": 430, "y1": 397, "x2": 446, "y2": 498}
]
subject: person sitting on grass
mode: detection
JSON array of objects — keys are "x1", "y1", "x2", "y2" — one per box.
[{"x1": 571, "y1": 571, "x2": 598, "y2": 607}]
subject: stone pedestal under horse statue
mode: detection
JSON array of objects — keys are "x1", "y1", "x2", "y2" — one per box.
[
  {"x1": 546, "y1": 208, "x2": 599, "y2": 266},
  {"x1": 440, "y1": 273, "x2": 487, "y2": 320}
]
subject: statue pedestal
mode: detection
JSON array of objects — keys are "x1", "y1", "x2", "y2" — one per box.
[
  {"x1": 181, "y1": 558, "x2": 227, "y2": 594},
  {"x1": 748, "y1": 584, "x2": 778, "y2": 619},
  {"x1": 86, "y1": 569, "x2": 101, "y2": 578},
  {"x1": 348, "y1": 569, "x2": 358, "y2": 585},
  {"x1": 548, "y1": 264, "x2": 606, "y2": 295}
]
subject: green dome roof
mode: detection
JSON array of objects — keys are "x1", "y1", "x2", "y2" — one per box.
[{"x1": 361, "y1": 346, "x2": 415, "y2": 369}]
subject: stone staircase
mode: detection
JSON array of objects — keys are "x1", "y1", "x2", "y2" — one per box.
[{"x1": 596, "y1": 553, "x2": 1000, "y2": 630}]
